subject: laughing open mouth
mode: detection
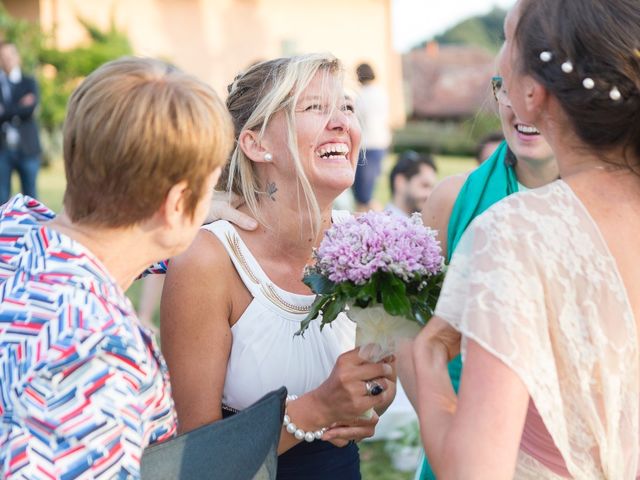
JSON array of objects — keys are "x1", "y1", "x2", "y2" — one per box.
[
  {"x1": 516, "y1": 124, "x2": 540, "y2": 135},
  {"x1": 316, "y1": 143, "x2": 349, "y2": 159}
]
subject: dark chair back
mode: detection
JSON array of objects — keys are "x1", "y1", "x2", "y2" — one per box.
[{"x1": 141, "y1": 387, "x2": 286, "y2": 480}]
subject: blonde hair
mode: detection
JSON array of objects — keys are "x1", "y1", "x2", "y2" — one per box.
[
  {"x1": 221, "y1": 53, "x2": 344, "y2": 233},
  {"x1": 63, "y1": 56, "x2": 233, "y2": 227}
]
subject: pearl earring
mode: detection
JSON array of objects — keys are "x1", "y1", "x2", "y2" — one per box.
[{"x1": 264, "y1": 153, "x2": 273, "y2": 162}]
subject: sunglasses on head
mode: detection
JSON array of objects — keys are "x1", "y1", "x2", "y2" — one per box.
[{"x1": 491, "y1": 76, "x2": 510, "y2": 106}]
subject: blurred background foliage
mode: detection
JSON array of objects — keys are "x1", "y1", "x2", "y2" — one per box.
[
  {"x1": 392, "y1": 113, "x2": 501, "y2": 156},
  {"x1": 0, "y1": 3, "x2": 506, "y2": 161},
  {"x1": 415, "y1": 7, "x2": 506, "y2": 54},
  {"x1": 0, "y1": 4, "x2": 132, "y2": 163},
  {"x1": 399, "y1": 7, "x2": 505, "y2": 156}
]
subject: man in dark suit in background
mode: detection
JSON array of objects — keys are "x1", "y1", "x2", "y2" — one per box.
[{"x1": 0, "y1": 42, "x2": 42, "y2": 204}]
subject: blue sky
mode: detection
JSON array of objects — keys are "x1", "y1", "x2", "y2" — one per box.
[{"x1": 392, "y1": 0, "x2": 516, "y2": 52}]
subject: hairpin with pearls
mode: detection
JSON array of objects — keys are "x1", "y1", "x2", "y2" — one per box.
[
  {"x1": 539, "y1": 50, "x2": 622, "y2": 102},
  {"x1": 539, "y1": 51, "x2": 553, "y2": 63}
]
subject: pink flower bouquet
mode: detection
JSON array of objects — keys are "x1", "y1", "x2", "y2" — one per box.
[{"x1": 298, "y1": 211, "x2": 444, "y2": 362}]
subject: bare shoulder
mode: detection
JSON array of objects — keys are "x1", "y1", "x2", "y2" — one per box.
[
  {"x1": 169, "y1": 229, "x2": 239, "y2": 284},
  {"x1": 160, "y1": 229, "x2": 236, "y2": 433},
  {"x1": 422, "y1": 173, "x2": 470, "y2": 227},
  {"x1": 163, "y1": 229, "x2": 236, "y2": 320},
  {"x1": 421, "y1": 172, "x2": 472, "y2": 259}
]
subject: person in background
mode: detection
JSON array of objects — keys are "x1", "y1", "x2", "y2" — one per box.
[
  {"x1": 0, "y1": 57, "x2": 233, "y2": 478},
  {"x1": 386, "y1": 150, "x2": 438, "y2": 216},
  {"x1": 402, "y1": 0, "x2": 640, "y2": 476},
  {"x1": 352, "y1": 62, "x2": 391, "y2": 211},
  {"x1": 0, "y1": 42, "x2": 42, "y2": 204},
  {"x1": 475, "y1": 131, "x2": 504, "y2": 165}
]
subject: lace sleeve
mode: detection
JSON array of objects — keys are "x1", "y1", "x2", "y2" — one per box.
[
  {"x1": 435, "y1": 184, "x2": 639, "y2": 478},
  {"x1": 437, "y1": 208, "x2": 549, "y2": 373}
]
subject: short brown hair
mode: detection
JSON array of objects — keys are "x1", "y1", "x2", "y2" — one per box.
[
  {"x1": 63, "y1": 57, "x2": 233, "y2": 227},
  {"x1": 356, "y1": 63, "x2": 375, "y2": 84}
]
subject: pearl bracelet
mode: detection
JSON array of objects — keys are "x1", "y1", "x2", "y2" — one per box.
[{"x1": 283, "y1": 394, "x2": 327, "y2": 443}]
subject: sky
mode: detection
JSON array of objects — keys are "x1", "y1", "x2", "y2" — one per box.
[{"x1": 392, "y1": 0, "x2": 516, "y2": 52}]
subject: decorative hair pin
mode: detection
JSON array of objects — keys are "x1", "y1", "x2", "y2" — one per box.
[
  {"x1": 561, "y1": 61, "x2": 573, "y2": 73},
  {"x1": 539, "y1": 51, "x2": 553, "y2": 62},
  {"x1": 538, "y1": 50, "x2": 623, "y2": 102},
  {"x1": 609, "y1": 87, "x2": 622, "y2": 101}
]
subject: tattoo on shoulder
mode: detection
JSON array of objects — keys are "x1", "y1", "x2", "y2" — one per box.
[{"x1": 267, "y1": 182, "x2": 278, "y2": 201}]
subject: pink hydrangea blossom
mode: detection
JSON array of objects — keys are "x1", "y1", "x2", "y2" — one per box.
[{"x1": 314, "y1": 212, "x2": 443, "y2": 285}]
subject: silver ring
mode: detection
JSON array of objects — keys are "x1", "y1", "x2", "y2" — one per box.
[{"x1": 365, "y1": 380, "x2": 384, "y2": 397}]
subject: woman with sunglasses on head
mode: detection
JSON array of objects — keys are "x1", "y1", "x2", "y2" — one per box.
[
  {"x1": 415, "y1": 69, "x2": 558, "y2": 480},
  {"x1": 160, "y1": 53, "x2": 396, "y2": 480},
  {"x1": 401, "y1": 0, "x2": 640, "y2": 477}
]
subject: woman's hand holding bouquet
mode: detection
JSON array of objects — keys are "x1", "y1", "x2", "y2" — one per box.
[{"x1": 298, "y1": 212, "x2": 444, "y2": 417}]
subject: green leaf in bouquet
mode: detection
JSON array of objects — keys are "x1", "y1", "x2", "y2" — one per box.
[
  {"x1": 353, "y1": 297, "x2": 372, "y2": 309},
  {"x1": 356, "y1": 275, "x2": 378, "y2": 303},
  {"x1": 302, "y1": 272, "x2": 336, "y2": 295},
  {"x1": 412, "y1": 302, "x2": 433, "y2": 326},
  {"x1": 319, "y1": 296, "x2": 347, "y2": 330},
  {"x1": 337, "y1": 281, "x2": 358, "y2": 297},
  {"x1": 295, "y1": 295, "x2": 329, "y2": 337},
  {"x1": 380, "y1": 274, "x2": 412, "y2": 317}
]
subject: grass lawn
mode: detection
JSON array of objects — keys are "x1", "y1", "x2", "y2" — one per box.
[{"x1": 23, "y1": 153, "x2": 475, "y2": 479}]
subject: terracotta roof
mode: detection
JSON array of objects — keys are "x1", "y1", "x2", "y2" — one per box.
[{"x1": 403, "y1": 43, "x2": 496, "y2": 119}]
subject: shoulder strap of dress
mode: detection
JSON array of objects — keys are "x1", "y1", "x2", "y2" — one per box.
[{"x1": 200, "y1": 221, "x2": 267, "y2": 298}]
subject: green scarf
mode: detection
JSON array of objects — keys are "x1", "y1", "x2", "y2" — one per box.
[
  {"x1": 419, "y1": 141, "x2": 518, "y2": 480},
  {"x1": 447, "y1": 141, "x2": 518, "y2": 262}
]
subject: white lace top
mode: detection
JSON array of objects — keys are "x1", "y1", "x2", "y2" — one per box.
[
  {"x1": 202, "y1": 213, "x2": 356, "y2": 411},
  {"x1": 436, "y1": 180, "x2": 639, "y2": 479}
]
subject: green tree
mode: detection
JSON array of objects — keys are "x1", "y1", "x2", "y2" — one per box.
[
  {"x1": 415, "y1": 7, "x2": 507, "y2": 53},
  {"x1": 0, "y1": 6, "x2": 132, "y2": 161},
  {"x1": 0, "y1": 4, "x2": 42, "y2": 70},
  {"x1": 38, "y1": 17, "x2": 133, "y2": 135}
]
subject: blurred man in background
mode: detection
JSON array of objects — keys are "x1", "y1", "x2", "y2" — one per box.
[
  {"x1": 475, "y1": 131, "x2": 504, "y2": 165},
  {"x1": 386, "y1": 150, "x2": 437, "y2": 216},
  {"x1": 0, "y1": 42, "x2": 42, "y2": 204}
]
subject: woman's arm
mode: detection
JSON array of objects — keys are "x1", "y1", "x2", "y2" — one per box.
[
  {"x1": 407, "y1": 318, "x2": 529, "y2": 479},
  {"x1": 160, "y1": 230, "x2": 394, "y2": 453},
  {"x1": 160, "y1": 231, "x2": 234, "y2": 432}
]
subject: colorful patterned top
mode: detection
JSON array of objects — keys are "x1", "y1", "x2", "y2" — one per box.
[{"x1": 0, "y1": 195, "x2": 176, "y2": 479}]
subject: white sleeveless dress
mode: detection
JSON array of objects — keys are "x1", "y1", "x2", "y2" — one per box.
[
  {"x1": 436, "y1": 180, "x2": 639, "y2": 478},
  {"x1": 201, "y1": 212, "x2": 356, "y2": 411}
]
